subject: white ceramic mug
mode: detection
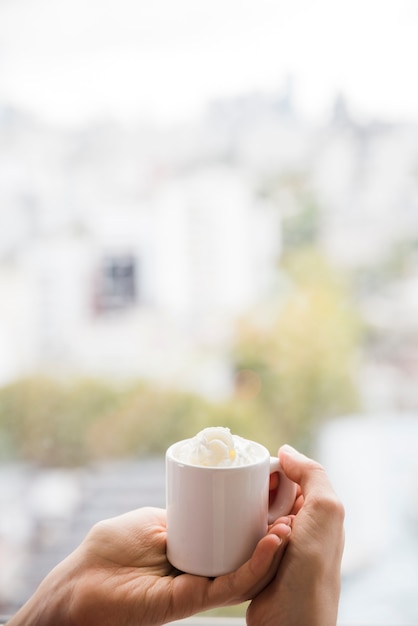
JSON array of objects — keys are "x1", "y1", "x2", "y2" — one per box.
[{"x1": 166, "y1": 438, "x2": 297, "y2": 577}]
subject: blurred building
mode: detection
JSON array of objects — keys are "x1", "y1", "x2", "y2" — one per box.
[
  {"x1": 2, "y1": 94, "x2": 418, "y2": 406},
  {"x1": 0, "y1": 109, "x2": 281, "y2": 396}
]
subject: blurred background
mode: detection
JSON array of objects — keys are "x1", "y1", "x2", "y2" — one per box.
[{"x1": 1, "y1": 0, "x2": 418, "y2": 623}]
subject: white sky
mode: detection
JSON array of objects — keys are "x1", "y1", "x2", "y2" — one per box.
[{"x1": 0, "y1": 0, "x2": 417, "y2": 127}]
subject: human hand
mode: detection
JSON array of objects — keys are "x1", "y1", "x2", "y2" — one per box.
[
  {"x1": 247, "y1": 445, "x2": 345, "y2": 626},
  {"x1": 9, "y1": 506, "x2": 292, "y2": 626}
]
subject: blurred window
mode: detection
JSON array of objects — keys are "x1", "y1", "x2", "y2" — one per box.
[{"x1": 94, "y1": 254, "x2": 138, "y2": 313}]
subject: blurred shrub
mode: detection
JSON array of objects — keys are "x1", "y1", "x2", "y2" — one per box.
[
  {"x1": 0, "y1": 376, "x2": 278, "y2": 466},
  {"x1": 0, "y1": 247, "x2": 362, "y2": 466},
  {"x1": 0, "y1": 377, "x2": 123, "y2": 465}
]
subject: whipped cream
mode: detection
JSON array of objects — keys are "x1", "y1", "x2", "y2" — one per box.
[{"x1": 174, "y1": 427, "x2": 263, "y2": 467}]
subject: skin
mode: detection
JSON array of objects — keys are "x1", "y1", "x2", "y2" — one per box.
[
  {"x1": 246, "y1": 445, "x2": 345, "y2": 626},
  {"x1": 7, "y1": 444, "x2": 345, "y2": 626},
  {"x1": 7, "y1": 508, "x2": 291, "y2": 626}
]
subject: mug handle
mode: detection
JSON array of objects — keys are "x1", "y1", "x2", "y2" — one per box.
[{"x1": 268, "y1": 456, "x2": 298, "y2": 523}]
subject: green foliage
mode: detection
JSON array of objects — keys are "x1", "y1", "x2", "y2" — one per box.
[
  {"x1": 0, "y1": 377, "x2": 124, "y2": 465},
  {"x1": 0, "y1": 249, "x2": 362, "y2": 466},
  {"x1": 281, "y1": 191, "x2": 321, "y2": 252},
  {"x1": 353, "y1": 236, "x2": 418, "y2": 295},
  {"x1": 232, "y1": 247, "x2": 361, "y2": 449},
  {"x1": 259, "y1": 169, "x2": 322, "y2": 253},
  {"x1": 0, "y1": 372, "x2": 290, "y2": 466}
]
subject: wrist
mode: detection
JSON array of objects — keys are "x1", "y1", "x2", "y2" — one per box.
[
  {"x1": 6, "y1": 587, "x2": 64, "y2": 626},
  {"x1": 7, "y1": 555, "x2": 77, "y2": 626},
  {"x1": 294, "y1": 570, "x2": 341, "y2": 626}
]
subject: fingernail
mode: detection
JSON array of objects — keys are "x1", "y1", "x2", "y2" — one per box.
[
  {"x1": 278, "y1": 523, "x2": 291, "y2": 537},
  {"x1": 280, "y1": 444, "x2": 299, "y2": 456},
  {"x1": 271, "y1": 520, "x2": 292, "y2": 537}
]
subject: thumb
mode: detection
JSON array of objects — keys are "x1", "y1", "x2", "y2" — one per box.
[
  {"x1": 170, "y1": 531, "x2": 289, "y2": 619},
  {"x1": 278, "y1": 444, "x2": 328, "y2": 490},
  {"x1": 278, "y1": 445, "x2": 343, "y2": 518},
  {"x1": 207, "y1": 522, "x2": 291, "y2": 607}
]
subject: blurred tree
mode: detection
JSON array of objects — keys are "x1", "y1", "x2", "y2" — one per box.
[
  {"x1": 354, "y1": 236, "x2": 418, "y2": 296},
  {"x1": 0, "y1": 169, "x2": 362, "y2": 465},
  {"x1": 232, "y1": 247, "x2": 361, "y2": 450},
  {"x1": 259, "y1": 169, "x2": 322, "y2": 253}
]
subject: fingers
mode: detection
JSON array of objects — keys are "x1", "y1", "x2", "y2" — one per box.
[
  {"x1": 278, "y1": 444, "x2": 345, "y2": 525},
  {"x1": 252, "y1": 518, "x2": 292, "y2": 579},
  {"x1": 207, "y1": 518, "x2": 292, "y2": 607},
  {"x1": 170, "y1": 528, "x2": 290, "y2": 620},
  {"x1": 279, "y1": 445, "x2": 335, "y2": 497},
  {"x1": 279, "y1": 445, "x2": 325, "y2": 486}
]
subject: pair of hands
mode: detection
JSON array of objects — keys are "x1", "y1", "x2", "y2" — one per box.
[{"x1": 8, "y1": 445, "x2": 344, "y2": 626}]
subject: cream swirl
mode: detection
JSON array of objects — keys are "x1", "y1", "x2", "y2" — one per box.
[{"x1": 175, "y1": 427, "x2": 262, "y2": 467}]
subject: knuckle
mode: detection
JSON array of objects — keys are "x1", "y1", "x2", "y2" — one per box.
[
  {"x1": 325, "y1": 493, "x2": 345, "y2": 521},
  {"x1": 308, "y1": 485, "x2": 345, "y2": 522},
  {"x1": 86, "y1": 518, "x2": 113, "y2": 541}
]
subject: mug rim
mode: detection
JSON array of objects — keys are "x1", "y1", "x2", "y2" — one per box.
[{"x1": 166, "y1": 437, "x2": 270, "y2": 469}]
